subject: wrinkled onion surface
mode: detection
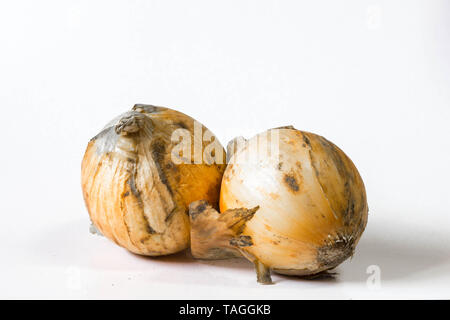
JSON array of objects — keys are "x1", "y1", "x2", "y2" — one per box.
[{"x1": 82, "y1": 104, "x2": 226, "y2": 256}]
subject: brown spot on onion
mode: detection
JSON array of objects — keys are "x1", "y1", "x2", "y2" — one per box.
[
  {"x1": 283, "y1": 173, "x2": 300, "y2": 192},
  {"x1": 269, "y1": 192, "x2": 280, "y2": 200}
]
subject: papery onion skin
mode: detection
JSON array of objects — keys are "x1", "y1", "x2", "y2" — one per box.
[
  {"x1": 190, "y1": 127, "x2": 368, "y2": 283},
  {"x1": 81, "y1": 104, "x2": 226, "y2": 256}
]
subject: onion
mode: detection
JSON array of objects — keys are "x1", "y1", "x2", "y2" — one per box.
[
  {"x1": 189, "y1": 127, "x2": 368, "y2": 284},
  {"x1": 81, "y1": 104, "x2": 226, "y2": 256}
]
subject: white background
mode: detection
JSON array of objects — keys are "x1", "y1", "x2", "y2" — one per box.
[{"x1": 1, "y1": 0, "x2": 449, "y2": 299}]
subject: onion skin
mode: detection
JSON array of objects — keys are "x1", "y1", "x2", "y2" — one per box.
[
  {"x1": 82, "y1": 104, "x2": 226, "y2": 256},
  {"x1": 190, "y1": 127, "x2": 368, "y2": 283}
]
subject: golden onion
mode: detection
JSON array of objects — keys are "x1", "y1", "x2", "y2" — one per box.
[
  {"x1": 189, "y1": 127, "x2": 368, "y2": 284},
  {"x1": 82, "y1": 104, "x2": 226, "y2": 256}
]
